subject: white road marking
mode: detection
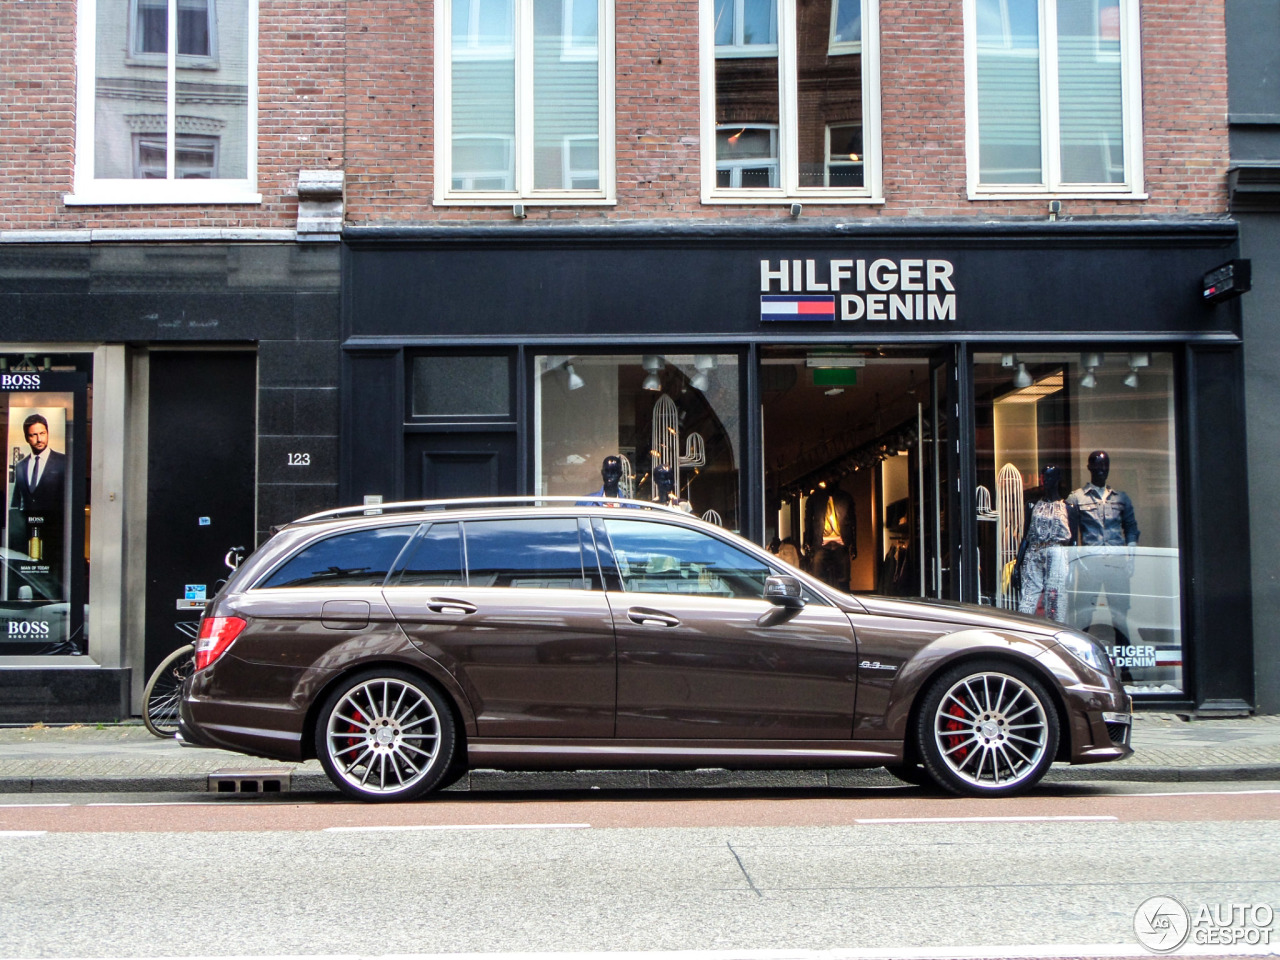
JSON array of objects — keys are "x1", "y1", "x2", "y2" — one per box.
[
  {"x1": 34, "y1": 944, "x2": 1280, "y2": 959},
  {"x1": 1117, "y1": 788, "x2": 1280, "y2": 798},
  {"x1": 322, "y1": 822, "x2": 592, "y2": 833},
  {"x1": 855, "y1": 815, "x2": 1118, "y2": 824},
  {"x1": 0, "y1": 830, "x2": 47, "y2": 836}
]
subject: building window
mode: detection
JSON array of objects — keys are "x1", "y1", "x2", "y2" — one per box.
[
  {"x1": 966, "y1": 0, "x2": 1142, "y2": 196},
  {"x1": 702, "y1": 0, "x2": 880, "y2": 202},
  {"x1": 69, "y1": 0, "x2": 259, "y2": 205},
  {"x1": 436, "y1": 0, "x2": 615, "y2": 204},
  {"x1": 825, "y1": 122, "x2": 863, "y2": 187}
]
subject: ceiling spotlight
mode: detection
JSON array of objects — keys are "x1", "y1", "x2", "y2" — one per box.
[
  {"x1": 641, "y1": 355, "x2": 664, "y2": 391},
  {"x1": 694, "y1": 355, "x2": 716, "y2": 372},
  {"x1": 1081, "y1": 352, "x2": 1103, "y2": 370},
  {"x1": 1124, "y1": 367, "x2": 1140, "y2": 389},
  {"x1": 565, "y1": 364, "x2": 585, "y2": 391},
  {"x1": 690, "y1": 371, "x2": 710, "y2": 392},
  {"x1": 1080, "y1": 370, "x2": 1097, "y2": 389},
  {"x1": 1128, "y1": 352, "x2": 1151, "y2": 369},
  {"x1": 1013, "y1": 362, "x2": 1033, "y2": 389}
]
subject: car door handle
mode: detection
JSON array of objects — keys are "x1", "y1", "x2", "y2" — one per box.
[
  {"x1": 427, "y1": 598, "x2": 477, "y2": 616},
  {"x1": 627, "y1": 607, "x2": 680, "y2": 628}
]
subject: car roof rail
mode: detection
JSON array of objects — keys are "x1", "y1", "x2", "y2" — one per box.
[{"x1": 293, "y1": 495, "x2": 692, "y2": 524}]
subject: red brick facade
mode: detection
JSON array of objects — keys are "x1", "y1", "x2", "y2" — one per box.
[{"x1": 0, "y1": 0, "x2": 1229, "y2": 229}]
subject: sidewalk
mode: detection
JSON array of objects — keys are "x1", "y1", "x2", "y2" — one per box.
[
  {"x1": 1, "y1": 713, "x2": 1279, "y2": 795},
  {"x1": 2, "y1": 716, "x2": 1280, "y2": 798}
]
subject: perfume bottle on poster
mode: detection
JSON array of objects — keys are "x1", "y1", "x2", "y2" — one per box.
[{"x1": 28, "y1": 518, "x2": 42, "y2": 562}]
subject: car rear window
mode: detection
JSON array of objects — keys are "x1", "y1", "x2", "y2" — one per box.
[{"x1": 258, "y1": 526, "x2": 415, "y2": 589}]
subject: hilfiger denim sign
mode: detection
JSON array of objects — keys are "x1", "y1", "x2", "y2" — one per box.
[{"x1": 760, "y1": 258, "x2": 957, "y2": 323}]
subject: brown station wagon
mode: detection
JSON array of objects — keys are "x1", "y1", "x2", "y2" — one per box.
[{"x1": 179, "y1": 498, "x2": 1133, "y2": 802}]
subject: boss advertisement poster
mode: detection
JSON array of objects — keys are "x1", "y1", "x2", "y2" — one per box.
[{"x1": 0, "y1": 371, "x2": 87, "y2": 656}]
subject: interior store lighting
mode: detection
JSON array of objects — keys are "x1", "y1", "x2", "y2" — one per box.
[
  {"x1": 565, "y1": 364, "x2": 585, "y2": 391},
  {"x1": 642, "y1": 355, "x2": 664, "y2": 391},
  {"x1": 1080, "y1": 351, "x2": 1102, "y2": 389},
  {"x1": 1001, "y1": 370, "x2": 1064, "y2": 404},
  {"x1": 1013, "y1": 362, "x2": 1034, "y2": 389}
]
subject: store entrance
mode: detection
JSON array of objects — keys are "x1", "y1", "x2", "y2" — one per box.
[{"x1": 761, "y1": 347, "x2": 958, "y2": 599}]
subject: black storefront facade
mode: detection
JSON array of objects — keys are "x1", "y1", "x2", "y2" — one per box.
[
  {"x1": 343, "y1": 219, "x2": 1254, "y2": 714},
  {"x1": 0, "y1": 240, "x2": 340, "y2": 721}
]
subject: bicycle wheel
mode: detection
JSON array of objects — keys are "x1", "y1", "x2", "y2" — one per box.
[{"x1": 142, "y1": 645, "x2": 195, "y2": 738}]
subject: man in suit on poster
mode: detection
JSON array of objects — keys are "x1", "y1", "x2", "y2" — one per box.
[{"x1": 9, "y1": 413, "x2": 67, "y2": 571}]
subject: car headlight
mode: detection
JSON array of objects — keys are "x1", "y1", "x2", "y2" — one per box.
[{"x1": 1054, "y1": 631, "x2": 1114, "y2": 677}]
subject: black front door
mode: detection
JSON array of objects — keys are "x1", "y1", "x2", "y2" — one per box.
[
  {"x1": 405, "y1": 433, "x2": 517, "y2": 499},
  {"x1": 143, "y1": 351, "x2": 256, "y2": 679}
]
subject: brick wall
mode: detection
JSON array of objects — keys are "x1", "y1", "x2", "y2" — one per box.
[{"x1": 0, "y1": 0, "x2": 1230, "y2": 229}]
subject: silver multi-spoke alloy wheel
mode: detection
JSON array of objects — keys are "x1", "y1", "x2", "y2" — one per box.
[
  {"x1": 918, "y1": 660, "x2": 1059, "y2": 797},
  {"x1": 316, "y1": 669, "x2": 456, "y2": 802}
]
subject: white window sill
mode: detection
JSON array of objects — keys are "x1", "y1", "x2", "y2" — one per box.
[
  {"x1": 65, "y1": 183, "x2": 263, "y2": 206},
  {"x1": 434, "y1": 194, "x2": 617, "y2": 206},
  {"x1": 702, "y1": 192, "x2": 885, "y2": 205},
  {"x1": 968, "y1": 189, "x2": 1149, "y2": 201}
]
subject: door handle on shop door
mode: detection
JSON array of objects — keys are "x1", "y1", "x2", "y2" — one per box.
[
  {"x1": 427, "y1": 598, "x2": 477, "y2": 615},
  {"x1": 627, "y1": 607, "x2": 680, "y2": 627}
]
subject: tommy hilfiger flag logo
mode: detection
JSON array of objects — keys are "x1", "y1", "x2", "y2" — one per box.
[{"x1": 761, "y1": 294, "x2": 836, "y2": 321}]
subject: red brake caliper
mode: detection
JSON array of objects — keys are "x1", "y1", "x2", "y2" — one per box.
[
  {"x1": 345, "y1": 708, "x2": 365, "y2": 756},
  {"x1": 944, "y1": 696, "x2": 970, "y2": 764}
]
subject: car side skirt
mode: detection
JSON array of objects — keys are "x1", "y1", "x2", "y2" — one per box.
[{"x1": 467, "y1": 739, "x2": 903, "y2": 771}]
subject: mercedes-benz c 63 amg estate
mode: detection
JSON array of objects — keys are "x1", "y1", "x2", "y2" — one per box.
[{"x1": 179, "y1": 498, "x2": 1132, "y2": 802}]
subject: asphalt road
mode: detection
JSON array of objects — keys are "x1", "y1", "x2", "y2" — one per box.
[{"x1": 1, "y1": 782, "x2": 1278, "y2": 960}]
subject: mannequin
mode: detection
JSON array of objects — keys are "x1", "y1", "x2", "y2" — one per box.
[
  {"x1": 579, "y1": 455, "x2": 624, "y2": 506},
  {"x1": 1066, "y1": 450, "x2": 1140, "y2": 642},
  {"x1": 652, "y1": 465, "x2": 691, "y2": 511},
  {"x1": 1014, "y1": 465, "x2": 1078, "y2": 623},
  {"x1": 806, "y1": 487, "x2": 856, "y2": 591}
]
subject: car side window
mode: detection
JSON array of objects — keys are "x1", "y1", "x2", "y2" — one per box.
[
  {"x1": 603, "y1": 519, "x2": 772, "y2": 599},
  {"x1": 463, "y1": 517, "x2": 590, "y2": 589},
  {"x1": 258, "y1": 526, "x2": 415, "y2": 589},
  {"x1": 394, "y1": 522, "x2": 465, "y2": 587}
]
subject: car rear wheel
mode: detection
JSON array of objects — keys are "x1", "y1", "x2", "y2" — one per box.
[
  {"x1": 917, "y1": 660, "x2": 1059, "y2": 798},
  {"x1": 315, "y1": 669, "x2": 457, "y2": 803}
]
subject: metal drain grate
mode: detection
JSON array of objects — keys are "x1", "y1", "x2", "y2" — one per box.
[{"x1": 208, "y1": 768, "x2": 292, "y2": 793}]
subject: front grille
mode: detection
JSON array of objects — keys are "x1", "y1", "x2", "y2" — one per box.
[{"x1": 1105, "y1": 720, "x2": 1130, "y2": 745}]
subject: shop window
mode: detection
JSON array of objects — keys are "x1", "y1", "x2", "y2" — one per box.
[
  {"x1": 534, "y1": 353, "x2": 742, "y2": 531},
  {"x1": 436, "y1": 0, "x2": 615, "y2": 204},
  {"x1": 702, "y1": 0, "x2": 881, "y2": 202},
  {"x1": 966, "y1": 0, "x2": 1142, "y2": 196},
  {"x1": 974, "y1": 351, "x2": 1182, "y2": 696},
  {"x1": 0, "y1": 354, "x2": 93, "y2": 659},
  {"x1": 258, "y1": 527, "x2": 416, "y2": 589},
  {"x1": 69, "y1": 0, "x2": 258, "y2": 204}
]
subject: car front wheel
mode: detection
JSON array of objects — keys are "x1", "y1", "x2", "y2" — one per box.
[
  {"x1": 315, "y1": 669, "x2": 457, "y2": 802},
  {"x1": 917, "y1": 660, "x2": 1059, "y2": 798}
]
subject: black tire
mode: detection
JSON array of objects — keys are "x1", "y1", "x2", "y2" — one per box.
[
  {"x1": 315, "y1": 668, "x2": 458, "y2": 803},
  {"x1": 883, "y1": 763, "x2": 935, "y2": 788},
  {"x1": 142, "y1": 645, "x2": 195, "y2": 738},
  {"x1": 916, "y1": 659, "x2": 1060, "y2": 798}
]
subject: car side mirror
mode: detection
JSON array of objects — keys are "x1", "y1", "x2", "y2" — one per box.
[{"x1": 758, "y1": 574, "x2": 806, "y2": 627}]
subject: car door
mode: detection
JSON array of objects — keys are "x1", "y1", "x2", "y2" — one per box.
[
  {"x1": 384, "y1": 516, "x2": 615, "y2": 739},
  {"x1": 599, "y1": 517, "x2": 860, "y2": 740}
]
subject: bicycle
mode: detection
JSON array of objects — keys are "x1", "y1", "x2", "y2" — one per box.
[{"x1": 141, "y1": 545, "x2": 245, "y2": 738}]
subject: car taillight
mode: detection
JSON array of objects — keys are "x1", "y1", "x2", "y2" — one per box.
[{"x1": 194, "y1": 616, "x2": 248, "y2": 671}]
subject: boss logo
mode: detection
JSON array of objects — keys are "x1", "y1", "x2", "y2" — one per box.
[
  {"x1": 7, "y1": 620, "x2": 50, "y2": 636},
  {"x1": 0, "y1": 374, "x2": 41, "y2": 389}
]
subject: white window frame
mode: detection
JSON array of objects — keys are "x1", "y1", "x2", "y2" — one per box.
[
  {"x1": 434, "y1": 0, "x2": 616, "y2": 205},
  {"x1": 561, "y1": 0, "x2": 599, "y2": 60},
  {"x1": 700, "y1": 0, "x2": 882, "y2": 204},
  {"x1": 827, "y1": 0, "x2": 861, "y2": 56},
  {"x1": 963, "y1": 0, "x2": 1145, "y2": 199},
  {"x1": 67, "y1": 0, "x2": 260, "y2": 205}
]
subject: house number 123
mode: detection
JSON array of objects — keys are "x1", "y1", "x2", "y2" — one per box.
[{"x1": 288, "y1": 452, "x2": 311, "y2": 466}]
